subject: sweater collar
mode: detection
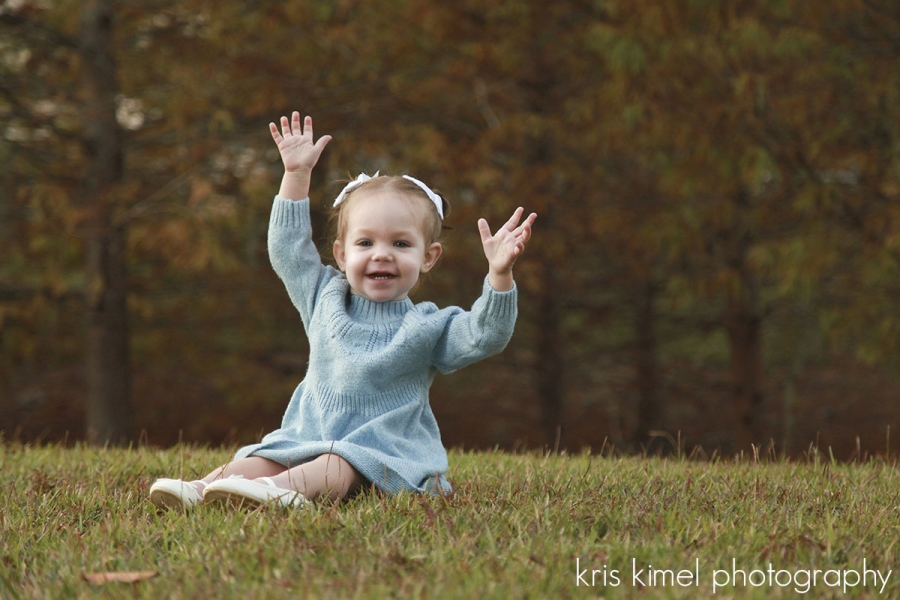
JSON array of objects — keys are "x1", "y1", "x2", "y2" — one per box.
[{"x1": 346, "y1": 293, "x2": 413, "y2": 323}]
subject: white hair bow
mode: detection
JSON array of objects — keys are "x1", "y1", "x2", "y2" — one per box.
[
  {"x1": 401, "y1": 175, "x2": 445, "y2": 219},
  {"x1": 332, "y1": 171, "x2": 444, "y2": 219},
  {"x1": 332, "y1": 171, "x2": 379, "y2": 208}
]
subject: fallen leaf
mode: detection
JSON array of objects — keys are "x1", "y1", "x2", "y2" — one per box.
[{"x1": 83, "y1": 571, "x2": 158, "y2": 584}]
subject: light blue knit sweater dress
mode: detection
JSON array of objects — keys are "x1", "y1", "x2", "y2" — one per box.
[{"x1": 233, "y1": 196, "x2": 518, "y2": 494}]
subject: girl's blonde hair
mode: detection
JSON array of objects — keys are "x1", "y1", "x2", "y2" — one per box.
[{"x1": 331, "y1": 175, "x2": 450, "y2": 245}]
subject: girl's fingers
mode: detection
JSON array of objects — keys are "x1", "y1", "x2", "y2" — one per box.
[
  {"x1": 477, "y1": 218, "x2": 492, "y2": 243},
  {"x1": 314, "y1": 134, "x2": 333, "y2": 153},
  {"x1": 518, "y1": 226, "x2": 532, "y2": 245},
  {"x1": 269, "y1": 122, "x2": 282, "y2": 142},
  {"x1": 273, "y1": 113, "x2": 319, "y2": 141},
  {"x1": 512, "y1": 217, "x2": 534, "y2": 238},
  {"x1": 503, "y1": 207, "x2": 524, "y2": 230},
  {"x1": 512, "y1": 213, "x2": 537, "y2": 238},
  {"x1": 520, "y1": 212, "x2": 537, "y2": 229},
  {"x1": 302, "y1": 115, "x2": 312, "y2": 138}
]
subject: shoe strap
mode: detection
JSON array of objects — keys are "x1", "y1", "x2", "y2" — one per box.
[{"x1": 260, "y1": 477, "x2": 278, "y2": 488}]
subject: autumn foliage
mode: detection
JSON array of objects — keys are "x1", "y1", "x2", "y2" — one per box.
[{"x1": 1, "y1": 0, "x2": 898, "y2": 456}]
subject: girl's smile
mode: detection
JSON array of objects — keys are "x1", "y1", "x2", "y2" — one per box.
[{"x1": 333, "y1": 189, "x2": 443, "y2": 303}]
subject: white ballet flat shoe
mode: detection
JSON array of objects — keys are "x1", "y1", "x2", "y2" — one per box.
[
  {"x1": 149, "y1": 478, "x2": 205, "y2": 511},
  {"x1": 203, "y1": 477, "x2": 310, "y2": 509}
]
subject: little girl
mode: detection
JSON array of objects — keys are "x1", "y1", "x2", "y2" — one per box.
[{"x1": 149, "y1": 113, "x2": 536, "y2": 510}]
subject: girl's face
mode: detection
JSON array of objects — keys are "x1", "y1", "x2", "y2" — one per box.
[{"x1": 333, "y1": 189, "x2": 443, "y2": 303}]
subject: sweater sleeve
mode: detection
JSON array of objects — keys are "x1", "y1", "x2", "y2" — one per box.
[
  {"x1": 432, "y1": 276, "x2": 519, "y2": 374},
  {"x1": 267, "y1": 196, "x2": 338, "y2": 326}
]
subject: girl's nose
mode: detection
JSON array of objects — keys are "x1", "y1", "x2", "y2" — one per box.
[{"x1": 372, "y1": 246, "x2": 394, "y2": 261}]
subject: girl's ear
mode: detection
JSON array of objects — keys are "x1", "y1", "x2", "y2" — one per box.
[
  {"x1": 333, "y1": 240, "x2": 347, "y2": 271},
  {"x1": 420, "y1": 242, "x2": 443, "y2": 273}
]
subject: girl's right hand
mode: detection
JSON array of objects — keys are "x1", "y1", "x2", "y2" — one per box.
[{"x1": 269, "y1": 113, "x2": 332, "y2": 173}]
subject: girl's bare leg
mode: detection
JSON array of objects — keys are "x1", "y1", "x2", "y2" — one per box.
[
  {"x1": 200, "y1": 456, "x2": 286, "y2": 483},
  {"x1": 181, "y1": 457, "x2": 287, "y2": 496},
  {"x1": 266, "y1": 453, "x2": 365, "y2": 501},
  {"x1": 182, "y1": 454, "x2": 363, "y2": 502}
]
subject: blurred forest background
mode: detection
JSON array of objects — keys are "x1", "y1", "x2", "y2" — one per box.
[{"x1": 2, "y1": 0, "x2": 899, "y2": 457}]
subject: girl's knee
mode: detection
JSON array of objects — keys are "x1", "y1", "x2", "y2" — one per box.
[{"x1": 317, "y1": 453, "x2": 365, "y2": 496}]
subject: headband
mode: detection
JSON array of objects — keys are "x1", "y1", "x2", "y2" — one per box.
[{"x1": 332, "y1": 172, "x2": 444, "y2": 219}]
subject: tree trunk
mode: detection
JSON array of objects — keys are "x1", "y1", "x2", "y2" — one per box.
[
  {"x1": 85, "y1": 223, "x2": 132, "y2": 444},
  {"x1": 725, "y1": 270, "x2": 764, "y2": 452},
  {"x1": 537, "y1": 261, "x2": 565, "y2": 450},
  {"x1": 633, "y1": 281, "x2": 662, "y2": 448},
  {"x1": 720, "y1": 188, "x2": 766, "y2": 453},
  {"x1": 82, "y1": 0, "x2": 132, "y2": 445}
]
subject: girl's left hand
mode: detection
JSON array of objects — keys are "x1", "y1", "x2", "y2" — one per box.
[{"x1": 479, "y1": 207, "x2": 537, "y2": 277}]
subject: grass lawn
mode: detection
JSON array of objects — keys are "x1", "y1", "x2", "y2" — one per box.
[{"x1": 1, "y1": 442, "x2": 899, "y2": 599}]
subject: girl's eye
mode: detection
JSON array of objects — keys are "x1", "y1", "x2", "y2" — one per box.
[
  {"x1": 394, "y1": 241, "x2": 410, "y2": 248},
  {"x1": 358, "y1": 240, "x2": 373, "y2": 247}
]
